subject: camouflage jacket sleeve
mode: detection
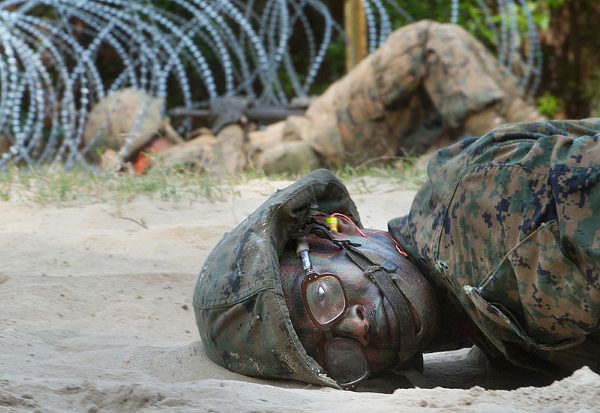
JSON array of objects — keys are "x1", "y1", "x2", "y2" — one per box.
[{"x1": 388, "y1": 119, "x2": 600, "y2": 371}]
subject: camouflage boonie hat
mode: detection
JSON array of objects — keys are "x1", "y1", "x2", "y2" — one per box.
[{"x1": 193, "y1": 169, "x2": 361, "y2": 387}]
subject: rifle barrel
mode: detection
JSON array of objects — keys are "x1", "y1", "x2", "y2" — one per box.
[{"x1": 169, "y1": 107, "x2": 305, "y2": 121}]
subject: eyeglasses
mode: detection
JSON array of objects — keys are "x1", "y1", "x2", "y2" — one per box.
[{"x1": 297, "y1": 238, "x2": 369, "y2": 387}]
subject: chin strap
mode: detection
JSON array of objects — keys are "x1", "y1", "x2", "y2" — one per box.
[{"x1": 326, "y1": 239, "x2": 417, "y2": 365}]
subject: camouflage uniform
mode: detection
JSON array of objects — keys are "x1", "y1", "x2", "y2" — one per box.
[
  {"x1": 251, "y1": 20, "x2": 542, "y2": 172},
  {"x1": 389, "y1": 119, "x2": 600, "y2": 375}
]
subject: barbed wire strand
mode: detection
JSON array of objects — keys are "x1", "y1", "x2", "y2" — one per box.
[{"x1": 0, "y1": 0, "x2": 541, "y2": 169}]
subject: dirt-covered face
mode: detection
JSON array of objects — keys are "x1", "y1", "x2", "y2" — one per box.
[{"x1": 279, "y1": 215, "x2": 427, "y2": 381}]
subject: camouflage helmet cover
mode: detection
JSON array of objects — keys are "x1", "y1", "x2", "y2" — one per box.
[{"x1": 193, "y1": 169, "x2": 362, "y2": 387}]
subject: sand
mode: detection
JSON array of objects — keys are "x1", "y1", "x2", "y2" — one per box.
[{"x1": 1, "y1": 177, "x2": 599, "y2": 413}]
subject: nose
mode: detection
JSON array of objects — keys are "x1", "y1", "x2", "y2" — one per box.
[{"x1": 334, "y1": 304, "x2": 370, "y2": 346}]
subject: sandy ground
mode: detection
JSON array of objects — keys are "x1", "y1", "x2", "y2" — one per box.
[{"x1": 1, "y1": 177, "x2": 599, "y2": 413}]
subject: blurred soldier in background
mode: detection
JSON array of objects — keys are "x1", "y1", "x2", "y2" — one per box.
[
  {"x1": 246, "y1": 20, "x2": 543, "y2": 173},
  {"x1": 105, "y1": 20, "x2": 542, "y2": 174}
]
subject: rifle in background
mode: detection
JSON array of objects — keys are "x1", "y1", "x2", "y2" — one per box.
[{"x1": 169, "y1": 97, "x2": 308, "y2": 134}]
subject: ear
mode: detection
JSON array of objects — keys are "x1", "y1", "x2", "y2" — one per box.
[{"x1": 316, "y1": 213, "x2": 365, "y2": 237}]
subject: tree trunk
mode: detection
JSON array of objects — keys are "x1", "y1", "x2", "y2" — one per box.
[{"x1": 541, "y1": 0, "x2": 600, "y2": 118}]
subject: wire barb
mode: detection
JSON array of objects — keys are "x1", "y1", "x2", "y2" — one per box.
[{"x1": 0, "y1": 0, "x2": 541, "y2": 169}]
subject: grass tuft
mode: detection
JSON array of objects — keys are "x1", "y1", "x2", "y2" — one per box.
[
  {"x1": 0, "y1": 165, "x2": 231, "y2": 205},
  {"x1": 335, "y1": 157, "x2": 428, "y2": 192},
  {"x1": 0, "y1": 156, "x2": 428, "y2": 205}
]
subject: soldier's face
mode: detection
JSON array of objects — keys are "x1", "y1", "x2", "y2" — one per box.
[{"x1": 279, "y1": 219, "x2": 419, "y2": 378}]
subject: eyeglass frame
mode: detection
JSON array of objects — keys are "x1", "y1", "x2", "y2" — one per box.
[{"x1": 297, "y1": 238, "x2": 370, "y2": 387}]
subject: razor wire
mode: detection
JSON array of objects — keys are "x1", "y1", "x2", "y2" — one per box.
[{"x1": 0, "y1": 0, "x2": 542, "y2": 169}]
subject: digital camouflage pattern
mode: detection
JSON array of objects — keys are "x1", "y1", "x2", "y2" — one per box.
[
  {"x1": 193, "y1": 169, "x2": 362, "y2": 388},
  {"x1": 250, "y1": 20, "x2": 543, "y2": 172},
  {"x1": 389, "y1": 119, "x2": 600, "y2": 374}
]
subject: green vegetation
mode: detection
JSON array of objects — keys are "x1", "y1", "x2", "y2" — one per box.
[
  {"x1": 0, "y1": 158, "x2": 427, "y2": 205},
  {"x1": 537, "y1": 93, "x2": 563, "y2": 118},
  {"x1": 336, "y1": 157, "x2": 428, "y2": 192},
  {"x1": 0, "y1": 165, "x2": 230, "y2": 204}
]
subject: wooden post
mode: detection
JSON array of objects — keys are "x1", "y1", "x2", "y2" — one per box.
[{"x1": 344, "y1": 0, "x2": 368, "y2": 72}]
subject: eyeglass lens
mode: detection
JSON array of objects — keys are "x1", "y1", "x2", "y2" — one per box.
[
  {"x1": 305, "y1": 275, "x2": 345, "y2": 325},
  {"x1": 325, "y1": 338, "x2": 369, "y2": 385}
]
